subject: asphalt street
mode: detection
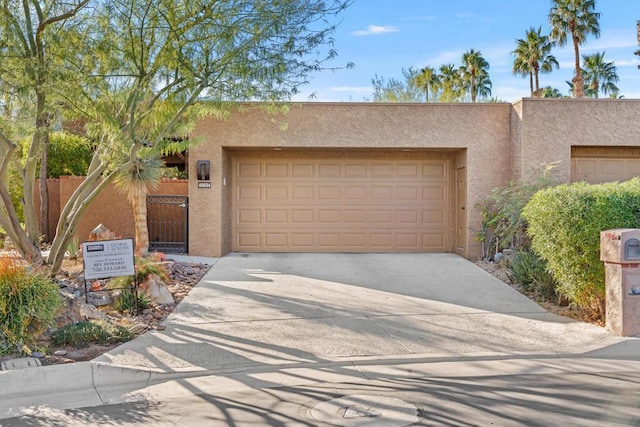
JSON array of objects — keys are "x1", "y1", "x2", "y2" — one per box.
[{"x1": 2, "y1": 369, "x2": 639, "y2": 426}]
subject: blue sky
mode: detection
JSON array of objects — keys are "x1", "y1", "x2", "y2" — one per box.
[{"x1": 296, "y1": 0, "x2": 640, "y2": 102}]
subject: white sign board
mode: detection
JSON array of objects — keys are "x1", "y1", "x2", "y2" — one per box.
[{"x1": 82, "y1": 238, "x2": 136, "y2": 280}]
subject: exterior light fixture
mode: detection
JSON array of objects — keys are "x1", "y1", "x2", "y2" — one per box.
[
  {"x1": 196, "y1": 160, "x2": 210, "y2": 181},
  {"x1": 196, "y1": 160, "x2": 211, "y2": 188}
]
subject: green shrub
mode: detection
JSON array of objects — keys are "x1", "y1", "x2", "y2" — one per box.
[
  {"x1": 522, "y1": 178, "x2": 640, "y2": 315},
  {"x1": 0, "y1": 259, "x2": 62, "y2": 354},
  {"x1": 51, "y1": 321, "x2": 134, "y2": 348},
  {"x1": 509, "y1": 249, "x2": 559, "y2": 302},
  {"x1": 476, "y1": 164, "x2": 557, "y2": 260},
  {"x1": 46, "y1": 132, "x2": 93, "y2": 178},
  {"x1": 113, "y1": 287, "x2": 150, "y2": 314}
]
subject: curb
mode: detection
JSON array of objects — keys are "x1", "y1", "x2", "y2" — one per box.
[{"x1": 3, "y1": 352, "x2": 640, "y2": 419}]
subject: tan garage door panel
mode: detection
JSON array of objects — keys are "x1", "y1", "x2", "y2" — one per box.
[
  {"x1": 572, "y1": 158, "x2": 640, "y2": 184},
  {"x1": 233, "y1": 158, "x2": 450, "y2": 252}
]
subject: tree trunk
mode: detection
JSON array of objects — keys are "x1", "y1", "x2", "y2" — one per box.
[
  {"x1": 528, "y1": 72, "x2": 534, "y2": 97},
  {"x1": 572, "y1": 31, "x2": 584, "y2": 98},
  {"x1": 470, "y1": 75, "x2": 476, "y2": 103},
  {"x1": 131, "y1": 184, "x2": 150, "y2": 257},
  {"x1": 39, "y1": 133, "x2": 49, "y2": 240}
]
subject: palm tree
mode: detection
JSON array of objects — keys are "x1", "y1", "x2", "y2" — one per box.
[
  {"x1": 549, "y1": 0, "x2": 600, "y2": 98},
  {"x1": 512, "y1": 27, "x2": 559, "y2": 97},
  {"x1": 541, "y1": 86, "x2": 564, "y2": 98},
  {"x1": 115, "y1": 154, "x2": 165, "y2": 257},
  {"x1": 460, "y1": 49, "x2": 490, "y2": 102},
  {"x1": 581, "y1": 51, "x2": 619, "y2": 98},
  {"x1": 473, "y1": 70, "x2": 492, "y2": 101},
  {"x1": 438, "y1": 64, "x2": 463, "y2": 102},
  {"x1": 415, "y1": 66, "x2": 440, "y2": 102}
]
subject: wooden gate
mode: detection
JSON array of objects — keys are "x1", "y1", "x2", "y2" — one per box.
[{"x1": 147, "y1": 195, "x2": 188, "y2": 253}]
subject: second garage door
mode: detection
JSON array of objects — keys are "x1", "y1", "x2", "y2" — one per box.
[
  {"x1": 232, "y1": 155, "x2": 452, "y2": 252},
  {"x1": 572, "y1": 157, "x2": 640, "y2": 184}
]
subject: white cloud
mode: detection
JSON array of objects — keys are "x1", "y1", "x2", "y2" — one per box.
[
  {"x1": 351, "y1": 25, "x2": 399, "y2": 36},
  {"x1": 613, "y1": 59, "x2": 639, "y2": 67},
  {"x1": 421, "y1": 50, "x2": 464, "y2": 66},
  {"x1": 583, "y1": 29, "x2": 637, "y2": 51}
]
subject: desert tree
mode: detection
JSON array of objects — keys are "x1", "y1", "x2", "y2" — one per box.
[{"x1": 0, "y1": 0, "x2": 353, "y2": 272}]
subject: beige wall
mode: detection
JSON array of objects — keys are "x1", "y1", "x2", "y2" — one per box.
[
  {"x1": 513, "y1": 99, "x2": 640, "y2": 182},
  {"x1": 188, "y1": 99, "x2": 640, "y2": 259},
  {"x1": 189, "y1": 103, "x2": 512, "y2": 258}
]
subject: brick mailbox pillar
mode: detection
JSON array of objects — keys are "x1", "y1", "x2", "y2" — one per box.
[{"x1": 601, "y1": 229, "x2": 640, "y2": 337}]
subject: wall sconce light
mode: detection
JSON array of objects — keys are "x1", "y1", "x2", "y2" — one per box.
[{"x1": 196, "y1": 160, "x2": 210, "y2": 181}]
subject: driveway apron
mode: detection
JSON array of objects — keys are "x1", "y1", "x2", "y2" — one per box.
[{"x1": 96, "y1": 253, "x2": 621, "y2": 373}]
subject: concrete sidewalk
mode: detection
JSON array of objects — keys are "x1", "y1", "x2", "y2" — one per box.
[{"x1": 2, "y1": 253, "x2": 640, "y2": 420}]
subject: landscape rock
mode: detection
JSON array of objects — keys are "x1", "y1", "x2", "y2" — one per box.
[
  {"x1": 88, "y1": 223, "x2": 113, "y2": 241},
  {"x1": 88, "y1": 292, "x2": 112, "y2": 307},
  {"x1": 143, "y1": 273, "x2": 175, "y2": 305},
  {"x1": 76, "y1": 302, "x2": 107, "y2": 321}
]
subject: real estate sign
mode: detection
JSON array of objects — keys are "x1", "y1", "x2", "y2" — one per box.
[{"x1": 82, "y1": 238, "x2": 135, "y2": 280}]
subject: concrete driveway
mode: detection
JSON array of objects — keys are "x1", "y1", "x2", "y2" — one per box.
[{"x1": 96, "y1": 253, "x2": 627, "y2": 373}]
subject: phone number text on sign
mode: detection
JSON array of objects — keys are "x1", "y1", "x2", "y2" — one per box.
[{"x1": 82, "y1": 238, "x2": 136, "y2": 280}]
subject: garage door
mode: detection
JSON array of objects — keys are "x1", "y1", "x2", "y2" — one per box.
[
  {"x1": 571, "y1": 158, "x2": 640, "y2": 184},
  {"x1": 232, "y1": 156, "x2": 451, "y2": 252}
]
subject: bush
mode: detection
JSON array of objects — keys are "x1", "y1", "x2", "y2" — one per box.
[
  {"x1": 46, "y1": 132, "x2": 93, "y2": 178},
  {"x1": 0, "y1": 259, "x2": 62, "y2": 354},
  {"x1": 522, "y1": 178, "x2": 640, "y2": 315},
  {"x1": 51, "y1": 321, "x2": 134, "y2": 348},
  {"x1": 112, "y1": 286, "x2": 150, "y2": 314},
  {"x1": 509, "y1": 249, "x2": 559, "y2": 302},
  {"x1": 476, "y1": 165, "x2": 557, "y2": 260}
]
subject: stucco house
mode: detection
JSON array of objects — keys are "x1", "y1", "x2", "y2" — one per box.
[{"x1": 185, "y1": 98, "x2": 640, "y2": 260}]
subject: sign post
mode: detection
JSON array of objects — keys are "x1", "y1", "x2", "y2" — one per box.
[{"x1": 81, "y1": 238, "x2": 139, "y2": 313}]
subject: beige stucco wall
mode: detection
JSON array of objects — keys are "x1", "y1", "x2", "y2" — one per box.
[
  {"x1": 513, "y1": 98, "x2": 640, "y2": 182},
  {"x1": 189, "y1": 102, "x2": 512, "y2": 258},
  {"x1": 188, "y1": 99, "x2": 640, "y2": 259}
]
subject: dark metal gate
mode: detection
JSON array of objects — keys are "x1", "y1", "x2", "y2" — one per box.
[{"x1": 147, "y1": 195, "x2": 188, "y2": 253}]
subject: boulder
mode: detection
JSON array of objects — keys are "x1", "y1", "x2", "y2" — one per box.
[
  {"x1": 88, "y1": 224, "x2": 114, "y2": 241},
  {"x1": 143, "y1": 273, "x2": 175, "y2": 305}
]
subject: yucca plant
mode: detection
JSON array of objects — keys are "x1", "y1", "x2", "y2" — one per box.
[{"x1": 114, "y1": 154, "x2": 165, "y2": 258}]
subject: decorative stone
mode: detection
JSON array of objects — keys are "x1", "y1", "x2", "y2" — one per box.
[
  {"x1": 88, "y1": 223, "x2": 112, "y2": 241},
  {"x1": 88, "y1": 292, "x2": 112, "y2": 307},
  {"x1": 78, "y1": 302, "x2": 107, "y2": 321},
  {"x1": 31, "y1": 351, "x2": 45, "y2": 358},
  {"x1": 143, "y1": 274, "x2": 175, "y2": 305},
  {"x1": 54, "y1": 350, "x2": 67, "y2": 357}
]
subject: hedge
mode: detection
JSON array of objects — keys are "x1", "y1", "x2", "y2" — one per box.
[{"x1": 522, "y1": 178, "x2": 640, "y2": 314}]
